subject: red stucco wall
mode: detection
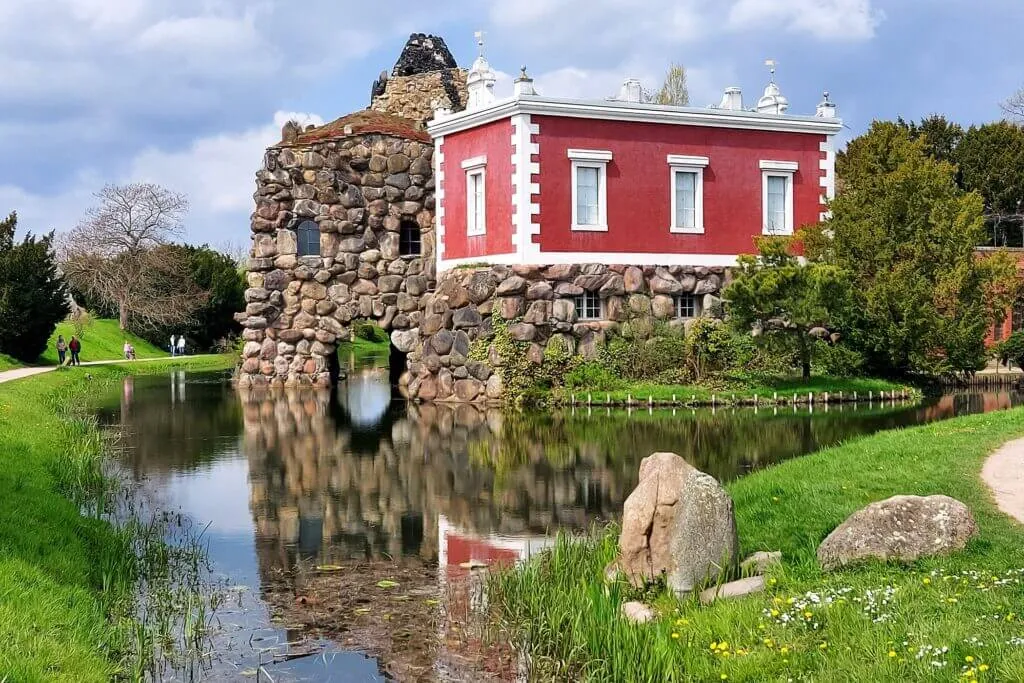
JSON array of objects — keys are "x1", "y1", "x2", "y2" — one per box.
[
  {"x1": 439, "y1": 119, "x2": 514, "y2": 260},
  {"x1": 533, "y1": 115, "x2": 826, "y2": 255}
]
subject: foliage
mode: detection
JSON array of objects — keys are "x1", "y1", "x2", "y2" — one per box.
[
  {"x1": 0, "y1": 212, "x2": 70, "y2": 361},
  {"x1": 818, "y1": 121, "x2": 1009, "y2": 376},
  {"x1": 654, "y1": 63, "x2": 689, "y2": 106},
  {"x1": 352, "y1": 320, "x2": 389, "y2": 343},
  {"x1": 997, "y1": 331, "x2": 1024, "y2": 369},
  {"x1": 896, "y1": 114, "x2": 964, "y2": 165},
  {"x1": 725, "y1": 236, "x2": 853, "y2": 380},
  {"x1": 135, "y1": 245, "x2": 245, "y2": 352},
  {"x1": 60, "y1": 183, "x2": 203, "y2": 331},
  {"x1": 811, "y1": 339, "x2": 866, "y2": 377},
  {"x1": 957, "y1": 121, "x2": 1024, "y2": 247},
  {"x1": 595, "y1": 322, "x2": 689, "y2": 383},
  {"x1": 1002, "y1": 85, "x2": 1024, "y2": 122},
  {"x1": 682, "y1": 317, "x2": 735, "y2": 381},
  {"x1": 489, "y1": 407, "x2": 1024, "y2": 682}
]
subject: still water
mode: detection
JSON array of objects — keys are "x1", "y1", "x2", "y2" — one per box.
[{"x1": 94, "y1": 361, "x2": 1023, "y2": 682}]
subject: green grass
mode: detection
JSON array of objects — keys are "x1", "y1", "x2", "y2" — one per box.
[
  {"x1": 40, "y1": 319, "x2": 168, "y2": 365},
  {"x1": 0, "y1": 355, "x2": 234, "y2": 681},
  {"x1": 554, "y1": 375, "x2": 915, "y2": 406},
  {"x1": 0, "y1": 352, "x2": 21, "y2": 371},
  {"x1": 489, "y1": 407, "x2": 1024, "y2": 682}
]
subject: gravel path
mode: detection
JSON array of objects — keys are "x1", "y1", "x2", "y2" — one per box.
[
  {"x1": 0, "y1": 356, "x2": 211, "y2": 385},
  {"x1": 982, "y1": 438, "x2": 1024, "y2": 524}
]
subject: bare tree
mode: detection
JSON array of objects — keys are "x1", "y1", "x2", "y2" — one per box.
[
  {"x1": 1002, "y1": 86, "x2": 1024, "y2": 122},
  {"x1": 60, "y1": 183, "x2": 204, "y2": 330},
  {"x1": 654, "y1": 63, "x2": 689, "y2": 106}
]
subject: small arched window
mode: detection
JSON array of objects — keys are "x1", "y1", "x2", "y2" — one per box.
[
  {"x1": 399, "y1": 220, "x2": 421, "y2": 257},
  {"x1": 297, "y1": 220, "x2": 320, "y2": 257}
]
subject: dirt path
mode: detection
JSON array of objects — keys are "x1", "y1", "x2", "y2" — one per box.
[
  {"x1": 982, "y1": 437, "x2": 1024, "y2": 524},
  {"x1": 0, "y1": 356, "x2": 215, "y2": 386}
]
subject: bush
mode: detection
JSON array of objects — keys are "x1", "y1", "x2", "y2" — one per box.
[
  {"x1": 812, "y1": 339, "x2": 867, "y2": 376},
  {"x1": 353, "y1": 320, "x2": 389, "y2": 343},
  {"x1": 564, "y1": 361, "x2": 624, "y2": 390},
  {"x1": 683, "y1": 318, "x2": 734, "y2": 381},
  {"x1": 997, "y1": 331, "x2": 1024, "y2": 369}
]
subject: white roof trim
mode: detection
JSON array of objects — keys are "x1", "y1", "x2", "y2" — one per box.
[
  {"x1": 759, "y1": 159, "x2": 799, "y2": 172},
  {"x1": 568, "y1": 148, "x2": 613, "y2": 162},
  {"x1": 460, "y1": 155, "x2": 488, "y2": 170},
  {"x1": 428, "y1": 95, "x2": 843, "y2": 138},
  {"x1": 667, "y1": 154, "x2": 710, "y2": 167}
]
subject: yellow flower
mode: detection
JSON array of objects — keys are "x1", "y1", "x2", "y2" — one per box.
[
  {"x1": 966, "y1": 656, "x2": 975, "y2": 663},
  {"x1": 819, "y1": 642, "x2": 828, "y2": 650},
  {"x1": 772, "y1": 496, "x2": 779, "y2": 502},
  {"x1": 671, "y1": 633, "x2": 680, "y2": 639},
  {"x1": 720, "y1": 641, "x2": 729, "y2": 650},
  {"x1": 780, "y1": 647, "x2": 790, "y2": 655},
  {"x1": 786, "y1": 597, "x2": 795, "y2": 605},
  {"x1": 979, "y1": 664, "x2": 990, "y2": 672},
  {"x1": 711, "y1": 642, "x2": 718, "y2": 649},
  {"x1": 721, "y1": 675, "x2": 729, "y2": 681},
  {"x1": 923, "y1": 577, "x2": 931, "y2": 585},
  {"x1": 768, "y1": 578, "x2": 777, "y2": 586},
  {"x1": 803, "y1": 611, "x2": 813, "y2": 619},
  {"x1": 763, "y1": 638, "x2": 774, "y2": 648},
  {"x1": 947, "y1": 597, "x2": 959, "y2": 604},
  {"x1": 888, "y1": 651, "x2": 897, "y2": 658}
]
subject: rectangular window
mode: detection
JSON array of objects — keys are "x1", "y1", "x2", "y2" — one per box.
[
  {"x1": 569, "y1": 149, "x2": 612, "y2": 231},
  {"x1": 573, "y1": 291, "x2": 602, "y2": 321},
  {"x1": 668, "y1": 155, "x2": 708, "y2": 234},
  {"x1": 675, "y1": 294, "x2": 700, "y2": 319},
  {"x1": 760, "y1": 160, "x2": 797, "y2": 236},
  {"x1": 466, "y1": 168, "x2": 486, "y2": 236}
]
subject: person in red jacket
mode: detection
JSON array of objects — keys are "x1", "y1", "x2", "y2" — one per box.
[{"x1": 68, "y1": 336, "x2": 82, "y2": 366}]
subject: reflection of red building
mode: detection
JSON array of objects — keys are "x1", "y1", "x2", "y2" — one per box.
[
  {"x1": 437, "y1": 515, "x2": 555, "y2": 577},
  {"x1": 980, "y1": 248, "x2": 1024, "y2": 347}
]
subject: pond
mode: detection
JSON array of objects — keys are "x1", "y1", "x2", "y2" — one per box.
[{"x1": 94, "y1": 362, "x2": 1023, "y2": 681}]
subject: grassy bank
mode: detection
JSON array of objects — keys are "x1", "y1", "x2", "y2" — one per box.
[
  {"x1": 553, "y1": 375, "x2": 916, "y2": 406},
  {"x1": 40, "y1": 319, "x2": 168, "y2": 365},
  {"x1": 489, "y1": 407, "x2": 1024, "y2": 682},
  {"x1": 0, "y1": 355, "x2": 233, "y2": 681}
]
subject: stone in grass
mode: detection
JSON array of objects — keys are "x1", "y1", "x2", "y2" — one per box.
[
  {"x1": 620, "y1": 601, "x2": 656, "y2": 624},
  {"x1": 699, "y1": 576, "x2": 766, "y2": 605},
  {"x1": 619, "y1": 452, "x2": 739, "y2": 595},
  {"x1": 817, "y1": 494, "x2": 977, "y2": 571},
  {"x1": 741, "y1": 551, "x2": 782, "y2": 575}
]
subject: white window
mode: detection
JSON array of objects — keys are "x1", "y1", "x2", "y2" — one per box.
[
  {"x1": 760, "y1": 160, "x2": 797, "y2": 235},
  {"x1": 667, "y1": 155, "x2": 709, "y2": 233},
  {"x1": 462, "y1": 155, "x2": 487, "y2": 237},
  {"x1": 568, "y1": 149, "x2": 612, "y2": 231},
  {"x1": 675, "y1": 294, "x2": 700, "y2": 319},
  {"x1": 573, "y1": 291, "x2": 602, "y2": 321}
]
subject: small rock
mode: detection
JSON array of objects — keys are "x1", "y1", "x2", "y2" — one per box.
[
  {"x1": 699, "y1": 576, "x2": 766, "y2": 605},
  {"x1": 741, "y1": 551, "x2": 782, "y2": 575},
  {"x1": 620, "y1": 601, "x2": 655, "y2": 624}
]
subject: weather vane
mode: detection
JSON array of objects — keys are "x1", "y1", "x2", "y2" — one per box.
[
  {"x1": 765, "y1": 59, "x2": 777, "y2": 83},
  {"x1": 474, "y1": 30, "x2": 485, "y2": 57}
]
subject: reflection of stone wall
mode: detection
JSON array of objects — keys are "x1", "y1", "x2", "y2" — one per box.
[{"x1": 395, "y1": 263, "x2": 727, "y2": 403}]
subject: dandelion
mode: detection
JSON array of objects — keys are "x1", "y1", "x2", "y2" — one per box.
[
  {"x1": 672, "y1": 633, "x2": 680, "y2": 639},
  {"x1": 923, "y1": 577, "x2": 931, "y2": 585},
  {"x1": 769, "y1": 578, "x2": 777, "y2": 586},
  {"x1": 772, "y1": 496, "x2": 779, "y2": 502},
  {"x1": 819, "y1": 642, "x2": 828, "y2": 650},
  {"x1": 888, "y1": 651, "x2": 897, "y2": 658},
  {"x1": 721, "y1": 675, "x2": 729, "y2": 680},
  {"x1": 780, "y1": 647, "x2": 790, "y2": 655},
  {"x1": 979, "y1": 664, "x2": 990, "y2": 672},
  {"x1": 966, "y1": 656, "x2": 975, "y2": 663}
]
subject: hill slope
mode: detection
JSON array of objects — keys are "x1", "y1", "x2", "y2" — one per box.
[{"x1": 41, "y1": 320, "x2": 168, "y2": 365}]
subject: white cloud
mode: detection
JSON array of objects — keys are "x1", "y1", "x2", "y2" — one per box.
[{"x1": 727, "y1": 0, "x2": 883, "y2": 40}]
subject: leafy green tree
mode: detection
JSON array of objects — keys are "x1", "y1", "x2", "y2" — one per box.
[
  {"x1": 819, "y1": 121, "x2": 1013, "y2": 376},
  {"x1": 896, "y1": 115, "x2": 964, "y2": 165},
  {"x1": 654, "y1": 63, "x2": 689, "y2": 106},
  {"x1": 725, "y1": 237, "x2": 853, "y2": 380},
  {"x1": 0, "y1": 212, "x2": 69, "y2": 361},
  {"x1": 956, "y1": 121, "x2": 1024, "y2": 247}
]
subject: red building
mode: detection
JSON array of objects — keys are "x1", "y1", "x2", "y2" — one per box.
[{"x1": 428, "y1": 52, "x2": 843, "y2": 272}]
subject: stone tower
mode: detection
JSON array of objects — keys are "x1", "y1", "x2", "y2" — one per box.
[{"x1": 237, "y1": 34, "x2": 467, "y2": 389}]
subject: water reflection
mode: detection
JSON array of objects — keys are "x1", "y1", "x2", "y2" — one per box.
[{"x1": 96, "y1": 369, "x2": 1022, "y2": 681}]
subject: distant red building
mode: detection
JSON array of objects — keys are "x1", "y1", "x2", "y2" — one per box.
[
  {"x1": 428, "y1": 53, "x2": 842, "y2": 271},
  {"x1": 981, "y1": 248, "x2": 1024, "y2": 346}
]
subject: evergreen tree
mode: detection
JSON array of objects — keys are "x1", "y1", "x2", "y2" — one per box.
[{"x1": 0, "y1": 212, "x2": 70, "y2": 361}]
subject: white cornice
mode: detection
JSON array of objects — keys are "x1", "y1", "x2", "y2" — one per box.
[{"x1": 428, "y1": 96, "x2": 844, "y2": 138}]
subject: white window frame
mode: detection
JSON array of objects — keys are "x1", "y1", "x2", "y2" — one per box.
[
  {"x1": 675, "y1": 293, "x2": 701, "y2": 319},
  {"x1": 462, "y1": 155, "x2": 487, "y2": 237},
  {"x1": 760, "y1": 160, "x2": 797, "y2": 236},
  {"x1": 568, "y1": 149, "x2": 612, "y2": 232},
  {"x1": 573, "y1": 291, "x2": 603, "y2": 321},
  {"x1": 667, "y1": 154, "x2": 709, "y2": 234}
]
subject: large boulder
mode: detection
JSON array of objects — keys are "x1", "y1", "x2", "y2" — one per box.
[
  {"x1": 619, "y1": 452, "x2": 738, "y2": 594},
  {"x1": 817, "y1": 495, "x2": 977, "y2": 570}
]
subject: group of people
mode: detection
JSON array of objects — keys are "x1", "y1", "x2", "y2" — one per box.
[
  {"x1": 170, "y1": 334, "x2": 187, "y2": 356},
  {"x1": 55, "y1": 335, "x2": 82, "y2": 366}
]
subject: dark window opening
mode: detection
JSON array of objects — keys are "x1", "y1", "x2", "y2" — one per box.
[
  {"x1": 399, "y1": 220, "x2": 421, "y2": 257},
  {"x1": 297, "y1": 220, "x2": 320, "y2": 257}
]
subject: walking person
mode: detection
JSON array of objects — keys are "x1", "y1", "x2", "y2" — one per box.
[
  {"x1": 170, "y1": 334, "x2": 177, "y2": 357},
  {"x1": 123, "y1": 340, "x2": 134, "y2": 360},
  {"x1": 56, "y1": 335, "x2": 67, "y2": 365},
  {"x1": 68, "y1": 336, "x2": 81, "y2": 366},
  {"x1": 176, "y1": 335, "x2": 186, "y2": 356}
]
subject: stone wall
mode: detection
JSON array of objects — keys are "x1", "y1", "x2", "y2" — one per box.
[
  {"x1": 238, "y1": 128, "x2": 436, "y2": 388},
  {"x1": 394, "y1": 263, "x2": 729, "y2": 403},
  {"x1": 370, "y1": 69, "x2": 467, "y2": 124}
]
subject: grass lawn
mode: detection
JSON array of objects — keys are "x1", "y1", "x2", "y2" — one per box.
[
  {"x1": 39, "y1": 319, "x2": 168, "y2": 365},
  {"x1": 553, "y1": 375, "x2": 915, "y2": 406},
  {"x1": 0, "y1": 352, "x2": 21, "y2": 371},
  {"x1": 0, "y1": 355, "x2": 233, "y2": 681},
  {"x1": 489, "y1": 407, "x2": 1024, "y2": 682}
]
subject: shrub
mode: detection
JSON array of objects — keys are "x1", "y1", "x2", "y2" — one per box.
[
  {"x1": 812, "y1": 339, "x2": 867, "y2": 376},
  {"x1": 564, "y1": 361, "x2": 624, "y2": 390},
  {"x1": 683, "y1": 318, "x2": 734, "y2": 381},
  {"x1": 353, "y1": 320, "x2": 389, "y2": 343},
  {"x1": 997, "y1": 331, "x2": 1024, "y2": 369}
]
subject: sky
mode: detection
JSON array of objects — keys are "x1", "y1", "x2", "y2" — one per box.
[{"x1": 1, "y1": 0, "x2": 1022, "y2": 247}]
